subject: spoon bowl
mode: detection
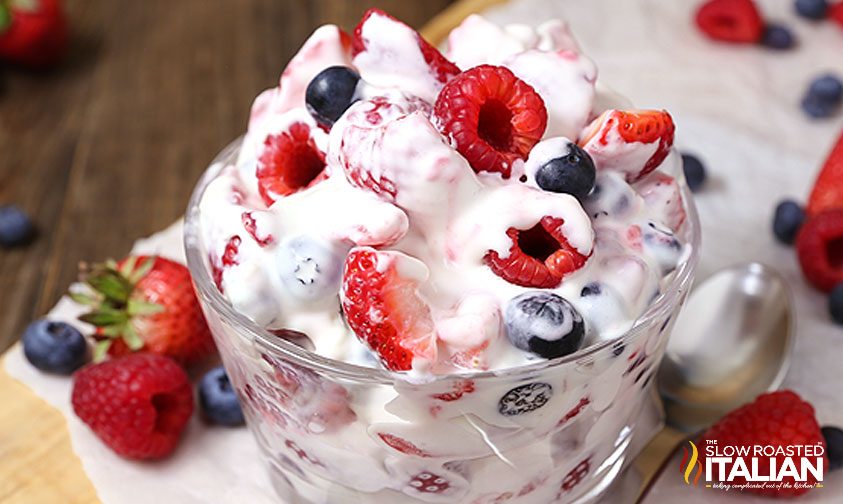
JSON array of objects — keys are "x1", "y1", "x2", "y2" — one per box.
[{"x1": 658, "y1": 262, "x2": 794, "y2": 432}]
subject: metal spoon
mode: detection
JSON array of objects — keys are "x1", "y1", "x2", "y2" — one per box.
[{"x1": 630, "y1": 262, "x2": 794, "y2": 502}]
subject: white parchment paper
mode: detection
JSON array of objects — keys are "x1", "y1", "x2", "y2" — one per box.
[{"x1": 5, "y1": 0, "x2": 843, "y2": 502}]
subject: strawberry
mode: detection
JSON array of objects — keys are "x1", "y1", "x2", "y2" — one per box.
[
  {"x1": 806, "y1": 128, "x2": 843, "y2": 217},
  {"x1": 484, "y1": 216, "x2": 589, "y2": 288},
  {"x1": 830, "y1": 2, "x2": 843, "y2": 28},
  {"x1": 72, "y1": 255, "x2": 215, "y2": 365},
  {"x1": 695, "y1": 0, "x2": 764, "y2": 44},
  {"x1": 633, "y1": 172, "x2": 687, "y2": 231},
  {"x1": 796, "y1": 209, "x2": 843, "y2": 292},
  {"x1": 352, "y1": 8, "x2": 459, "y2": 102},
  {"x1": 0, "y1": 0, "x2": 67, "y2": 69},
  {"x1": 377, "y1": 433, "x2": 432, "y2": 457},
  {"x1": 434, "y1": 65, "x2": 547, "y2": 178},
  {"x1": 579, "y1": 109, "x2": 675, "y2": 183},
  {"x1": 256, "y1": 121, "x2": 327, "y2": 206},
  {"x1": 71, "y1": 353, "x2": 193, "y2": 460},
  {"x1": 699, "y1": 390, "x2": 827, "y2": 497},
  {"x1": 340, "y1": 247, "x2": 437, "y2": 371}
]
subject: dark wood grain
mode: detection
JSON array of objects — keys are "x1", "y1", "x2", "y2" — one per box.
[{"x1": 0, "y1": 0, "x2": 453, "y2": 352}]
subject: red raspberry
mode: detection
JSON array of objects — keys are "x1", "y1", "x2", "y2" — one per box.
[
  {"x1": 695, "y1": 0, "x2": 764, "y2": 43},
  {"x1": 256, "y1": 122, "x2": 327, "y2": 206},
  {"x1": 796, "y1": 209, "x2": 843, "y2": 292},
  {"x1": 833, "y1": 3, "x2": 843, "y2": 29},
  {"x1": 434, "y1": 65, "x2": 547, "y2": 178},
  {"x1": 71, "y1": 353, "x2": 193, "y2": 460},
  {"x1": 699, "y1": 390, "x2": 827, "y2": 498},
  {"x1": 340, "y1": 248, "x2": 437, "y2": 371},
  {"x1": 484, "y1": 216, "x2": 589, "y2": 288}
]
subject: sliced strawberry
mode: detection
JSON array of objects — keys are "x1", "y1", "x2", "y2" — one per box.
[
  {"x1": 431, "y1": 379, "x2": 476, "y2": 402},
  {"x1": 695, "y1": 0, "x2": 764, "y2": 43},
  {"x1": 240, "y1": 211, "x2": 274, "y2": 247},
  {"x1": 377, "y1": 433, "x2": 432, "y2": 457},
  {"x1": 633, "y1": 172, "x2": 687, "y2": 231},
  {"x1": 256, "y1": 122, "x2": 327, "y2": 206},
  {"x1": 579, "y1": 109, "x2": 675, "y2": 182},
  {"x1": 485, "y1": 216, "x2": 588, "y2": 288},
  {"x1": 807, "y1": 129, "x2": 843, "y2": 216},
  {"x1": 796, "y1": 209, "x2": 843, "y2": 292},
  {"x1": 340, "y1": 248, "x2": 437, "y2": 371},
  {"x1": 352, "y1": 8, "x2": 459, "y2": 101},
  {"x1": 435, "y1": 65, "x2": 547, "y2": 178}
]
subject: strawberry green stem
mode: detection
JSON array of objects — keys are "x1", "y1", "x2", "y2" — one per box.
[{"x1": 0, "y1": 3, "x2": 10, "y2": 34}]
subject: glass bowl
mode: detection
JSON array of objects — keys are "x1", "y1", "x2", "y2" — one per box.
[{"x1": 184, "y1": 137, "x2": 701, "y2": 503}]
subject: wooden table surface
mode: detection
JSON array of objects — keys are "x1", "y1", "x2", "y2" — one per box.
[{"x1": 0, "y1": 1, "x2": 508, "y2": 502}]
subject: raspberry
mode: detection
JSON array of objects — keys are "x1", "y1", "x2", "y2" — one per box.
[
  {"x1": 256, "y1": 122, "x2": 327, "y2": 206},
  {"x1": 434, "y1": 65, "x2": 547, "y2": 178},
  {"x1": 71, "y1": 353, "x2": 193, "y2": 460},
  {"x1": 796, "y1": 209, "x2": 843, "y2": 292},
  {"x1": 484, "y1": 216, "x2": 588, "y2": 288},
  {"x1": 695, "y1": 0, "x2": 764, "y2": 43},
  {"x1": 699, "y1": 390, "x2": 826, "y2": 497}
]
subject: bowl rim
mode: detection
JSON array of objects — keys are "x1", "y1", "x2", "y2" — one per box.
[{"x1": 183, "y1": 136, "x2": 702, "y2": 385}]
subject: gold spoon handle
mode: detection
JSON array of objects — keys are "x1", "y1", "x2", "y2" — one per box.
[{"x1": 631, "y1": 427, "x2": 690, "y2": 503}]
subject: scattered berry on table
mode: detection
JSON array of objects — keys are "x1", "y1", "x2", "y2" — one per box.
[
  {"x1": 340, "y1": 247, "x2": 437, "y2": 371},
  {"x1": 796, "y1": 209, "x2": 843, "y2": 291},
  {"x1": 823, "y1": 426, "x2": 843, "y2": 471},
  {"x1": 535, "y1": 143, "x2": 596, "y2": 200},
  {"x1": 498, "y1": 382, "x2": 553, "y2": 416},
  {"x1": 0, "y1": 205, "x2": 34, "y2": 247},
  {"x1": 305, "y1": 66, "x2": 361, "y2": 128},
  {"x1": 772, "y1": 199, "x2": 806, "y2": 245},
  {"x1": 699, "y1": 390, "x2": 826, "y2": 497},
  {"x1": 484, "y1": 216, "x2": 589, "y2": 288},
  {"x1": 74, "y1": 255, "x2": 216, "y2": 365},
  {"x1": 806, "y1": 128, "x2": 843, "y2": 216},
  {"x1": 680, "y1": 153, "x2": 707, "y2": 192},
  {"x1": 257, "y1": 122, "x2": 327, "y2": 206},
  {"x1": 0, "y1": 0, "x2": 68, "y2": 69},
  {"x1": 277, "y1": 235, "x2": 343, "y2": 302},
  {"x1": 71, "y1": 353, "x2": 194, "y2": 460},
  {"x1": 695, "y1": 0, "x2": 764, "y2": 44},
  {"x1": 198, "y1": 366, "x2": 245, "y2": 426},
  {"x1": 22, "y1": 319, "x2": 87, "y2": 374},
  {"x1": 802, "y1": 74, "x2": 843, "y2": 119},
  {"x1": 505, "y1": 291, "x2": 585, "y2": 359},
  {"x1": 831, "y1": 3, "x2": 843, "y2": 27},
  {"x1": 434, "y1": 64, "x2": 547, "y2": 178},
  {"x1": 830, "y1": 283, "x2": 843, "y2": 325},
  {"x1": 795, "y1": 0, "x2": 829, "y2": 20},
  {"x1": 760, "y1": 24, "x2": 795, "y2": 50}
]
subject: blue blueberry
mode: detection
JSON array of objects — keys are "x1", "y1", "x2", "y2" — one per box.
[
  {"x1": 681, "y1": 153, "x2": 707, "y2": 192},
  {"x1": 305, "y1": 66, "x2": 361, "y2": 127},
  {"x1": 760, "y1": 24, "x2": 796, "y2": 50},
  {"x1": 809, "y1": 74, "x2": 843, "y2": 104},
  {"x1": 22, "y1": 320, "x2": 87, "y2": 374},
  {"x1": 505, "y1": 292, "x2": 585, "y2": 359},
  {"x1": 277, "y1": 236, "x2": 343, "y2": 301},
  {"x1": 0, "y1": 205, "x2": 34, "y2": 247},
  {"x1": 801, "y1": 95, "x2": 837, "y2": 119},
  {"x1": 795, "y1": 0, "x2": 829, "y2": 20},
  {"x1": 584, "y1": 172, "x2": 637, "y2": 220},
  {"x1": 772, "y1": 199, "x2": 806, "y2": 245},
  {"x1": 822, "y1": 426, "x2": 843, "y2": 471},
  {"x1": 580, "y1": 282, "x2": 602, "y2": 297},
  {"x1": 643, "y1": 221, "x2": 682, "y2": 274},
  {"x1": 535, "y1": 143, "x2": 596, "y2": 200},
  {"x1": 199, "y1": 366, "x2": 245, "y2": 426},
  {"x1": 830, "y1": 284, "x2": 843, "y2": 325}
]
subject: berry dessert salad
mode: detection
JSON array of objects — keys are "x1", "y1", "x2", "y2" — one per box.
[{"x1": 184, "y1": 10, "x2": 700, "y2": 504}]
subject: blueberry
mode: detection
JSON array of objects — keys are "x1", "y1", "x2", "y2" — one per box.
[
  {"x1": 580, "y1": 282, "x2": 602, "y2": 297},
  {"x1": 505, "y1": 292, "x2": 585, "y2": 359},
  {"x1": 535, "y1": 143, "x2": 596, "y2": 200},
  {"x1": 830, "y1": 284, "x2": 843, "y2": 325},
  {"x1": 305, "y1": 66, "x2": 361, "y2": 127},
  {"x1": 22, "y1": 320, "x2": 87, "y2": 374},
  {"x1": 0, "y1": 205, "x2": 34, "y2": 247},
  {"x1": 801, "y1": 95, "x2": 836, "y2": 119},
  {"x1": 498, "y1": 382, "x2": 553, "y2": 416},
  {"x1": 795, "y1": 0, "x2": 829, "y2": 20},
  {"x1": 760, "y1": 24, "x2": 796, "y2": 50},
  {"x1": 772, "y1": 199, "x2": 805, "y2": 245},
  {"x1": 809, "y1": 74, "x2": 843, "y2": 104},
  {"x1": 198, "y1": 366, "x2": 245, "y2": 426},
  {"x1": 277, "y1": 235, "x2": 343, "y2": 301},
  {"x1": 822, "y1": 426, "x2": 843, "y2": 471},
  {"x1": 680, "y1": 153, "x2": 707, "y2": 192},
  {"x1": 584, "y1": 172, "x2": 637, "y2": 220},
  {"x1": 643, "y1": 221, "x2": 683, "y2": 274}
]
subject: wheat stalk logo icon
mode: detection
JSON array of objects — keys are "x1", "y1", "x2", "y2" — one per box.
[{"x1": 679, "y1": 440, "x2": 703, "y2": 486}]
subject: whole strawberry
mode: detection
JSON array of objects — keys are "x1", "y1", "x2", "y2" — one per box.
[
  {"x1": 0, "y1": 0, "x2": 67, "y2": 69},
  {"x1": 699, "y1": 390, "x2": 827, "y2": 498},
  {"x1": 73, "y1": 255, "x2": 215, "y2": 365},
  {"x1": 71, "y1": 353, "x2": 193, "y2": 459}
]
